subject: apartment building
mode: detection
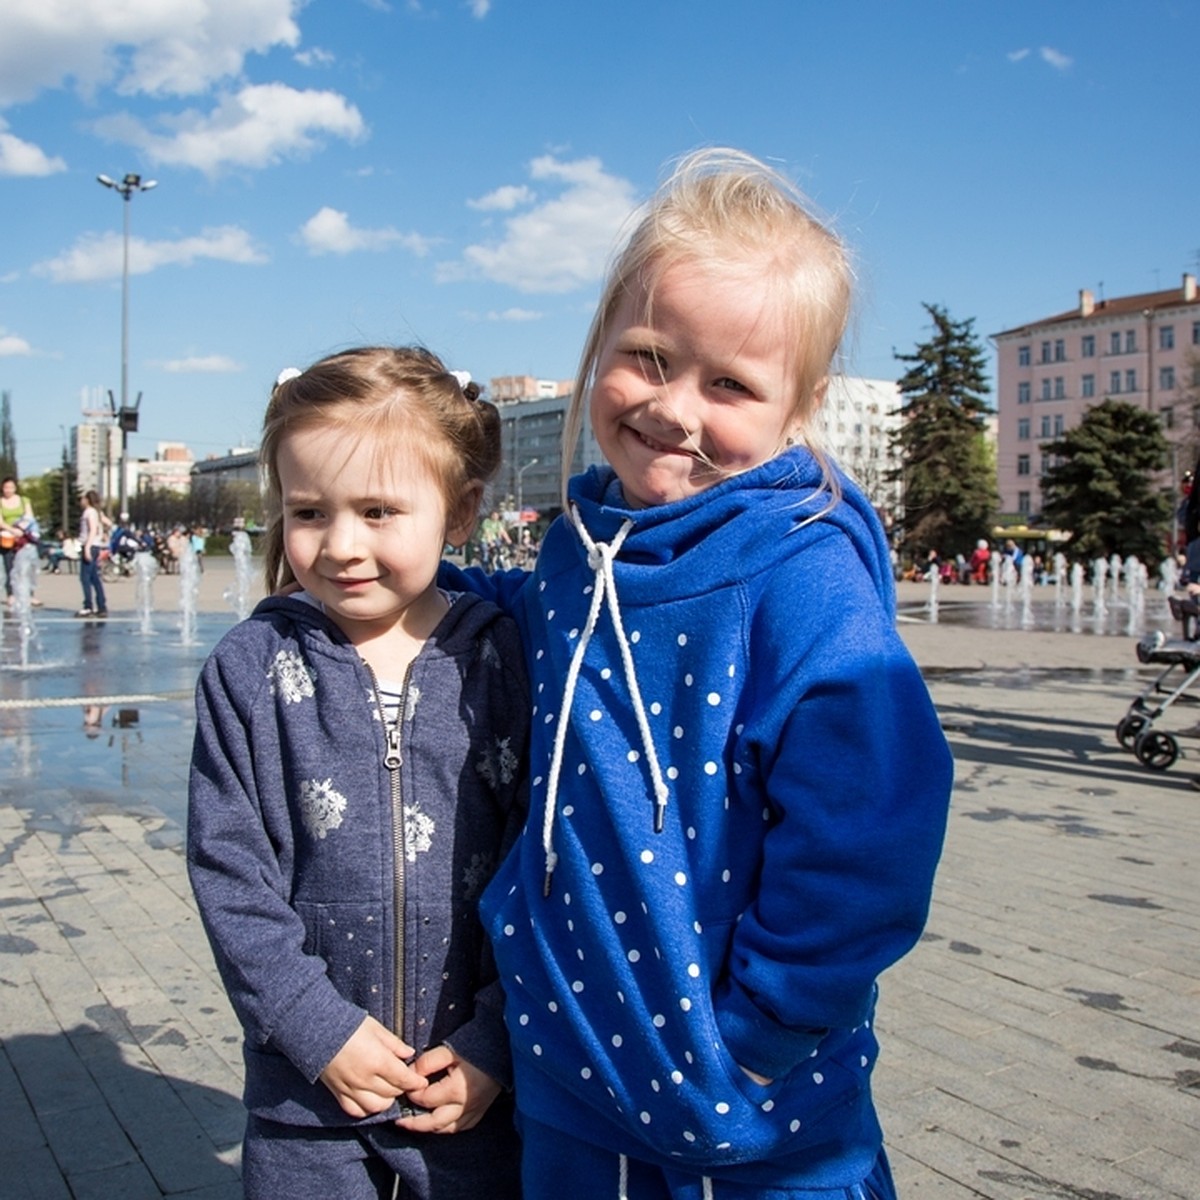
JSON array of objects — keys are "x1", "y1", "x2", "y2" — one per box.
[{"x1": 993, "y1": 273, "x2": 1200, "y2": 517}]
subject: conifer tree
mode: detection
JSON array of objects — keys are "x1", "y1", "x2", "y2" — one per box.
[
  {"x1": 1040, "y1": 399, "x2": 1172, "y2": 563},
  {"x1": 890, "y1": 304, "x2": 997, "y2": 562}
]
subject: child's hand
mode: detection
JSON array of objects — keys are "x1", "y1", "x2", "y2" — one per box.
[
  {"x1": 319, "y1": 1015, "x2": 427, "y2": 1118},
  {"x1": 394, "y1": 1044, "x2": 502, "y2": 1133}
]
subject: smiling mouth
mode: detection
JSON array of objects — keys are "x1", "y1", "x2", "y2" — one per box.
[{"x1": 628, "y1": 425, "x2": 699, "y2": 457}]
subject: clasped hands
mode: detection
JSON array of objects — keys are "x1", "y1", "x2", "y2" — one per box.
[{"x1": 319, "y1": 1014, "x2": 501, "y2": 1133}]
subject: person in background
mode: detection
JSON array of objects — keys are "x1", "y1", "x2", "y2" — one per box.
[
  {"x1": 0, "y1": 475, "x2": 34, "y2": 608},
  {"x1": 76, "y1": 489, "x2": 110, "y2": 618}
]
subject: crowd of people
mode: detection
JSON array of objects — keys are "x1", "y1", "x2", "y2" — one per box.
[
  {"x1": 905, "y1": 536, "x2": 1048, "y2": 587},
  {"x1": 0, "y1": 477, "x2": 214, "y2": 619}
]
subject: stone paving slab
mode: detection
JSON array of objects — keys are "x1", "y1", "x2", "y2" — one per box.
[{"x1": 1, "y1": 563, "x2": 1197, "y2": 1197}]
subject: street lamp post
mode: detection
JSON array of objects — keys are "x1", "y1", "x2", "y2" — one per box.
[
  {"x1": 516, "y1": 457, "x2": 539, "y2": 519},
  {"x1": 97, "y1": 172, "x2": 157, "y2": 518}
]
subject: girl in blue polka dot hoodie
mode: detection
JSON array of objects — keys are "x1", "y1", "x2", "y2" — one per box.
[{"x1": 446, "y1": 149, "x2": 953, "y2": 1199}]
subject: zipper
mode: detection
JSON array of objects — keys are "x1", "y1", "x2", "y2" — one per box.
[{"x1": 366, "y1": 662, "x2": 410, "y2": 1042}]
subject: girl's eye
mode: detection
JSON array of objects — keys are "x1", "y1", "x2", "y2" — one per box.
[
  {"x1": 292, "y1": 508, "x2": 321, "y2": 522},
  {"x1": 364, "y1": 506, "x2": 398, "y2": 521},
  {"x1": 715, "y1": 376, "x2": 751, "y2": 395},
  {"x1": 631, "y1": 347, "x2": 667, "y2": 374}
]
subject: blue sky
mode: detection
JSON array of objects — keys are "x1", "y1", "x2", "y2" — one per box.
[{"x1": 2, "y1": 0, "x2": 1198, "y2": 476}]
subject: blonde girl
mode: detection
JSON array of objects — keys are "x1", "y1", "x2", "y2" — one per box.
[
  {"x1": 189, "y1": 346, "x2": 527, "y2": 1200},
  {"x1": 446, "y1": 150, "x2": 953, "y2": 1199}
]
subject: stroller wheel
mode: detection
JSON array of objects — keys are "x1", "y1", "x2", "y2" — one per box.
[
  {"x1": 1134, "y1": 729, "x2": 1179, "y2": 771},
  {"x1": 1116, "y1": 714, "x2": 1148, "y2": 750}
]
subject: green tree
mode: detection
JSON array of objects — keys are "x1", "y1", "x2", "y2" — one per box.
[
  {"x1": 890, "y1": 304, "x2": 997, "y2": 562},
  {"x1": 0, "y1": 391, "x2": 16, "y2": 480},
  {"x1": 1040, "y1": 399, "x2": 1173, "y2": 563},
  {"x1": 46, "y1": 460, "x2": 82, "y2": 537}
]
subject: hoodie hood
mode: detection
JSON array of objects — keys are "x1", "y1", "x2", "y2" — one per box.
[{"x1": 566, "y1": 447, "x2": 895, "y2": 614}]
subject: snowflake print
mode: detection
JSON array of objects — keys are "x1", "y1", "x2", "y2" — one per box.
[
  {"x1": 403, "y1": 684, "x2": 421, "y2": 722},
  {"x1": 297, "y1": 778, "x2": 347, "y2": 840},
  {"x1": 476, "y1": 736, "x2": 519, "y2": 789},
  {"x1": 478, "y1": 637, "x2": 502, "y2": 670},
  {"x1": 267, "y1": 649, "x2": 316, "y2": 704},
  {"x1": 461, "y1": 850, "x2": 496, "y2": 900},
  {"x1": 403, "y1": 801, "x2": 435, "y2": 862}
]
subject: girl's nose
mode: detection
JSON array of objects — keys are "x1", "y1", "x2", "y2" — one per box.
[
  {"x1": 650, "y1": 378, "x2": 701, "y2": 435},
  {"x1": 323, "y1": 515, "x2": 363, "y2": 560}
]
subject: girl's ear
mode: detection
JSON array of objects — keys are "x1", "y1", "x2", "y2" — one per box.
[{"x1": 445, "y1": 482, "x2": 484, "y2": 549}]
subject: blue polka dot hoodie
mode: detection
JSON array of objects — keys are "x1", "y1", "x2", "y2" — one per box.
[
  {"x1": 453, "y1": 448, "x2": 953, "y2": 1190},
  {"x1": 188, "y1": 592, "x2": 529, "y2": 1128}
]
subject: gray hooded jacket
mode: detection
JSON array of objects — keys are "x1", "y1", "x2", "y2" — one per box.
[{"x1": 188, "y1": 591, "x2": 529, "y2": 1127}]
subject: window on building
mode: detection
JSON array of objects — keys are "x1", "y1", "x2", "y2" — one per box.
[
  {"x1": 1040, "y1": 341, "x2": 1052, "y2": 364},
  {"x1": 1040, "y1": 415, "x2": 1051, "y2": 438},
  {"x1": 1160, "y1": 325, "x2": 1175, "y2": 351},
  {"x1": 1054, "y1": 339, "x2": 1065, "y2": 362},
  {"x1": 1018, "y1": 491, "x2": 1031, "y2": 515},
  {"x1": 1018, "y1": 345, "x2": 1031, "y2": 367},
  {"x1": 1081, "y1": 335, "x2": 1095, "y2": 358},
  {"x1": 1125, "y1": 330, "x2": 1137, "y2": 353},
  {"x1": 1162, "y1": 407, "x2": 1174, "y2": 430},
  {"x1": 1041, "y1": 378, "x2": 1052, "y2": 401},
  {"x1": 1125, "y1": 368, "x2": 1137, "y2": 392},
  {"x1": 1017, "y1": 418, "x2": 1030, "y2": 440},
  {"x1": 1018, "y1": 382, "x2": 1031, "y2": 404},
  {"x1": 1017, "y1": 454, "x2": 1031, "y2": 476},
  {"x1": 1053, "y1": 414, "x2": 1064, "y2": 436},
  {"x1": 1110, "y1": 331, "x2": 1122, "y2": 354},
  {"x1": 1160, "y1": 366, "x2": 1176, "y2": 391},
  {"x1": 1110, "y1": 371, "x2": 1121, "y2": 394},
  {"x1": 1193, "y1": 320, "x2": 1200, "y2": 345},
  {"x1": 1082, "y1": 374, "x2": 1095, "y2": 398},
  {"x1": 1054, "y1": 377, "x2": 1065, "y2": 399}
]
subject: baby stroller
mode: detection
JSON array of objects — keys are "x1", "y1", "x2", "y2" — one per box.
[{"x1": 1115, "y1": 595, "x2": 1200, "y2": 771}]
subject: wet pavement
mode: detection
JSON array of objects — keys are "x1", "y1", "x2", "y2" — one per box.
[{"x1": 1, "y1": 567, "x2": 1197, "y2": 1197}]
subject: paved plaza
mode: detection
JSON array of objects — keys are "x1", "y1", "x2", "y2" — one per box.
[{"x1": 1, "y1": 563, "x2": 1197, "y2": 1198}]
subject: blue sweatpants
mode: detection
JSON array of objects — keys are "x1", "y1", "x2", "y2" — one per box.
[
  {"x1": 242, "y1": 1096, "x2": 520, "y2": 1200},
  {"x1": 519, "y1": 1115, "x2": 896, "y2": 1200}
]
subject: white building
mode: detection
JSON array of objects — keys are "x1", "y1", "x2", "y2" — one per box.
[{"x1": 817, "y1": 375, "x2": 903, "y2": 521}]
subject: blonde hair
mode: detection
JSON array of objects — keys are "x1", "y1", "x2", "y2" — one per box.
[
  {"x1": 259, "y1": 346, "x2": 502, "y2": 592},
  {"x1": 564, "y1": 147, "x2": 853, "y2": 506}
]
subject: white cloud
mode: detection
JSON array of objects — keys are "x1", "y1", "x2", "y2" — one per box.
[
  {"x1": 160, "y1": 354, "x2": 243, "y2": 373},
  {"x1": 34, "y1": 226, "x2": 267, "y2": 283},
  {"x1": 1007, "y1": 48, "x2": 1031, "y2": 63},
  {"x1": 0, "y1": 330, "x2": 34, "y2": 356},
  {"x1": 92, "y1": 83, "x2": 365, "y2": 175},
  {"x1": 298, "y1": 206, "x2": 433, "y2": 256},
  {"x1": 468, "y1": 184, "x2": 534, "y2": 212},
  {"x1": 1039, "y1": 46, "x2": 1073, "y2": 71},
  {"x1": 0, "y1": 0, "x2": 301, "y2": 105},
  {"x1": 446, "y1": 155, "x2": 637, "y2": 294},
  {"x1": 0, "y1": 118, "x2": 66, "y2": 176},
  {"x1": 295, "y1": 46, "x2": 336, "y2": 68},
  {"x1": 487, "y1": 308, "x2": 542, "y2": 322},
  {"x1": 468, "y1": 0, "x2": 492, "y2": 17}
]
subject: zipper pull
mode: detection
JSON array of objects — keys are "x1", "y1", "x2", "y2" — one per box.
[{"x1": 384, "y1": 725, "x2": 402, "y2": 770}]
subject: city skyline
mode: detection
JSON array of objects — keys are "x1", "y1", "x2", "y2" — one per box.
[{"x1": 3, "y1": 0, "x2": 1198, "y2": 476}]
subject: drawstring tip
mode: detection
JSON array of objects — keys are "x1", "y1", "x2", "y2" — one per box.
[
  {"x1": 654, "y1": 787, "x2": 669, "y2": 833},
  {"x1": 542, "y1": 871, "x2": 553, "y2": 898}
]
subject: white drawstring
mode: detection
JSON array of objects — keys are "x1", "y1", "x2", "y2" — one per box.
[
  {"x1": 542, "y1": 506, "x2": 670, "y2": 896},
  {"x1": 618, "y1": 1154, "x2": 629, "y2": 1199},
  {"x1": 702, "y1": 1176, "x2": 714, "y2": 1200}
]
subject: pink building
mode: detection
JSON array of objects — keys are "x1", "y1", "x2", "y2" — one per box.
[{"x1": 993, "y1": 273, "x2": 1200, "y2": 517}]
